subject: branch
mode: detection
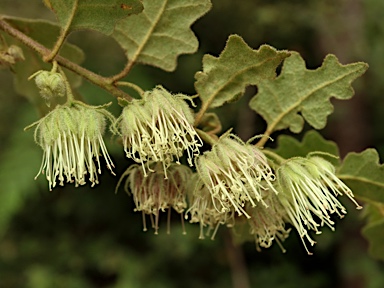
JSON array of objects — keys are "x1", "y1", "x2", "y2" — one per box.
[{"x1": 0, "y1": 18, "x2": 132, "y2": 100}]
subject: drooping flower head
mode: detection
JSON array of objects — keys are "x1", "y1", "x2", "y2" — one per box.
[
  {"x1": 117, "y1": 162, "x2": 192, "y2": 234},
  {"x1": 115, "y1": 86, "x2": 202, "y2": 177},
  {"x1": 186, "y1": 174, "x2": 235, "y2": 240},
  {"x1": 196, "y1": 134, "x2": 277, "y2": 218},
  {"x1": 244, "y1": 191, "x2": 290, "y2": 252},
  {"x1": 276, "y1": 155, "x2": 362, "y2": 255},
  {"x1": 28, "y1": 102, "x2": 115, "y2": 190}
]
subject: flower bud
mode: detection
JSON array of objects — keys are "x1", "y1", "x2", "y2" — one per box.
[{"x1": 34, "y1": 71, "x2": 66, "y2": 100}]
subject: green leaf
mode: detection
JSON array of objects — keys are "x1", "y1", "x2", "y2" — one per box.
[
  {"x1": 271, "y1": 130, "x2": 340, "y2": 165},
  {"x1": 0, "y1": 104, "x2": 43, "y2": 237},
  {"x1": 362, "y1": 204, "x2": 384, "y2": 260},
  {"x1": 44, "y1": 0, "x2": 143, "y2": 35},
  {"x1": 249, "y1": 52, "x2": 368, "y2": 134},
  {"x1": 113, "y1": 0, "x2": 212, "y2": 72},
  {"x1": 338, "y1": 149, "x2": 384, "y2": 204},
  {"x1": 195, "y1": 35, "x2": 290, "y2": 109},
  {"x1": 3, "y1": 17, "x2": 84, "y2": 114}
]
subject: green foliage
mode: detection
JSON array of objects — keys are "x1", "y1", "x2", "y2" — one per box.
[
  {"x1": 195, "y1": 35, "x2": 290, "y2": 110},
  {"x1": 113, "y1": 0, "x2": 211, "y2": 72},
  {"x1": 44, "y1": 0, "x2": 143, "y2": 35},
  {"x1": 338, "y1": 149, "x2": 384, "y2": 204},
  {"x1": 271, "y1": 130, "x2": 340, "y2": 165},
  {"x1": 338, "y1": 149, "x2": 384, "y2": 260},
  {"x1": 362, "y1": 204, "x2": 384, "y2": 261},
  {"x1": 3, "y1": 17, "x2": 84, "y2": 114},
  {"x1": 250, "y1": 52, "x2": 368, "y2": 134}
]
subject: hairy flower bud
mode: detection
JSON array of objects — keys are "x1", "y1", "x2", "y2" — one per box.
[
  {"x1": 0, "y1": 44, "x2": 24, "y2": 68},
  {"x1": 115, "y1": 86, "x2": 202, "y2": 177},
  {"x1": 28, "y1": 102, "x2": 115, "y2": 190},
  {"x1": 34, "y1": 70, "x2": 66, "y2": 100}
]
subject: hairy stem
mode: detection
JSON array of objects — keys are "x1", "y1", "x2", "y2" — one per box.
[
  {"x1": 256, "y1": 126, "x2": 273, "y2": 148},
  {"x1": 116, "y1": 81, "x2": 144, "y2": 97},
  {"x1": 0, "y1": 18, "x2": 132, "y2": 100},
  {"x1": 44, "y1": 0, "x2": 78, "y2": 62},
  {"x1": 195, "y1": 128, "x2": 218, "y2": 146},
  {"x1": 194, "y1": 101, "x2": 209, "y2": 127}
]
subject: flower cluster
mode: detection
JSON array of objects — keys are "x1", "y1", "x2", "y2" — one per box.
[
  {"x1": 186, "y1": 174, "x2": 236, "y2": 240},
  {"x1": 186, "y1": 134, "x2": 361, "y2": 254},
  {"x1": 117, "y1": 162, "x2": 191, "y2": 234},
  {"x1": 28, "y1": 102, "x2": 115, "y2": 190},
  {"x1": 245, "y1": 192, "x2": 291, "y2": 252},
  {"x1": 115, "y1": 86, "x2": 202, "y2": 177},
  {"x1": 27, "y1": 76, "x2": 361, "y2": 254},
  {"x1": 195, "y1": 134, "x2": 276, "y2": 218},
  {"x1": 276, "y1": 155, "x2": 362, "y2": 254}
]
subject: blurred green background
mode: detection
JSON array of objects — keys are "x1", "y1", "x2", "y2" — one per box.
[{"x1": 1, "y1": 0, "x2": 384, "y2": 287}]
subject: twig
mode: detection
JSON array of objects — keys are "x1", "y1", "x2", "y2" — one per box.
[{"x1": 0, "y1": 18, "x2": 132, "y2": 100}]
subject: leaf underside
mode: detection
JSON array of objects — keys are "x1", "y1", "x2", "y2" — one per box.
[
  {"x1": 195, "y1": 34, "x2": 290, "y2": 109},
  {"x1": 338, "y1": 149, "x2": 384, "y2": 204},
  {"x1": 44, "y1": 0, "x2": 144, "y2": 35},
  {"x1": 338, "y1": 149, "x2": 384, "y2": 260},
  {"x1": 270, "y1": 130, "x2": 340, "y2": 165},
  {"x1": 249, "y1": 52, "x2": 368, "y2": 134},
  {"x1": 113, "y1": 0, "x2": 212, "y2": 72}
]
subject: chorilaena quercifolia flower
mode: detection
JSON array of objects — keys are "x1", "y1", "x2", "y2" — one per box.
[
  {"x1": 26, "y1": 65, "x2": 115, "y2": 190},
  {"x1": 276, "y1": 154, "x2": 362, "y2": 255},
  {"x1": 195, "y1": 133, "x2": 277, "y2": 219},
  {"x1": 186, "y1": 174, "x2": 236, "y2": 240},
  {"x1": 116, "y1": 162, "x2": 191, "y2": 234},
  {"x1": 242, "y1": 189, "x2": 290, "y2": 252},
  {"x1": 114, "y1": 86, "x2": 202, "y2": 178}
]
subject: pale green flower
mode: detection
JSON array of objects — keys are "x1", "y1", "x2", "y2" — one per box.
[
  {"x1": 117, "y1": 162, "x2": 191, "y2": 234},
  {"x1": 196, "y1": 134, "x2": 276, "y2": 218},
  {"x1": 28, "y1": 102, "x2": 115, "y2": 190},
  {"x1": 277, "y1": 156, "x2": 362, "y2": 255},
  {"x1": 245, "y1": 191, "x2": 290, "y2": 252},
  {"x1": 115, "y1": 86, "x2": 202, "y2": 177},
  {"x1": 186, "y1": 174, "x2": 235, "y2": 240}
]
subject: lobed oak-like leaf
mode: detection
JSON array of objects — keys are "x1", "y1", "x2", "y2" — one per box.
[
  {"x1": 112, "y1": 0, "x2": 212, "y2": 72},
  {"x1": 270, "y1": 130, "x2": 340, "y2": 165},
  {"x1": 195, "y1": 35, "x2": 290, "y2": 109},
  {"x1": 249, "y1": 52, "x2": 368, "y2": 134},
  {"x1": 44, "y1": 0, "x2": 143, "y2": 35},
  {"x1": 338, "y1": 149, "x2": 384, "y2": 204},
  {"x1": 3, "y1": 17, "x2": 84, "y2": 114},
  {"x1": 362, "y1": 204, "x2": 384, "y2": 260}
]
